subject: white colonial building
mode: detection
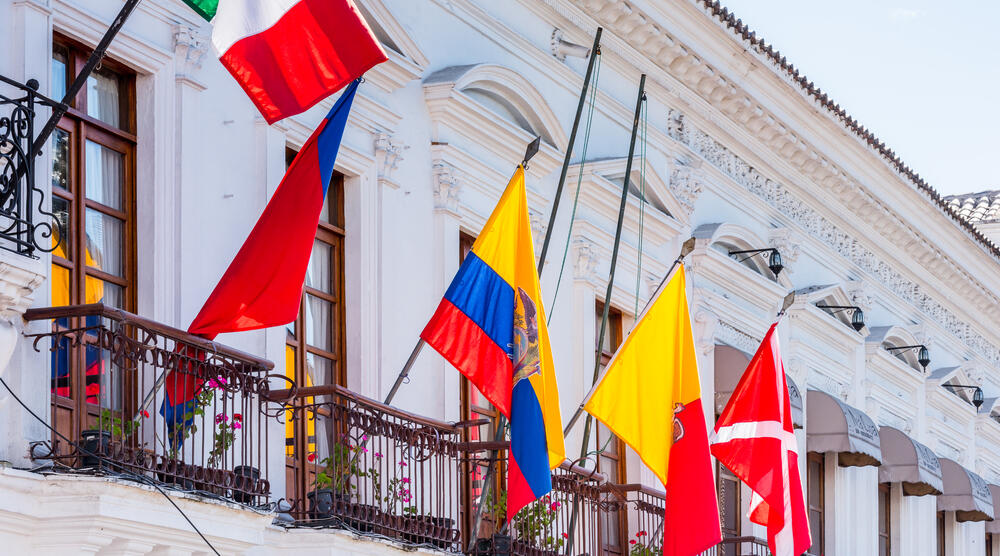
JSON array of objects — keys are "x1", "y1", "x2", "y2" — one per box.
[{"x1": 0, "y1": 0, "x2": 998, "y2": 555}]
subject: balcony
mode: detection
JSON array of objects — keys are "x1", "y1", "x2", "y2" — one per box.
[
  {"x1": 25, "y1": 303, "x2": 274, "y2": 506},
  {"x1": 702, "y1": 537, "x2": 772, "y2": 556}
]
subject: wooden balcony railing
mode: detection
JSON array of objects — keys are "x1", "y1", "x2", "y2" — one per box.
[{"x1": 25, "y1": 303, "x2": 275, "y2": 506}]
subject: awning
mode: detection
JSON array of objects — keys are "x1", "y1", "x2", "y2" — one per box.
[
  {"x1": 806, "y1": 390, "x2": 881, "y2": 467},
  {"x1": 714, "y1": 344, "x2": 803, "y2": 428},
  {"x1": 987, "y1": 486, "x2": 1000, "y2": 533},
  {"x1": 938, "y1": 458, "x2": 994, "y2": 522},
  {"x1": 878, "y1": 426, "x2": 943, "y2": 496}
]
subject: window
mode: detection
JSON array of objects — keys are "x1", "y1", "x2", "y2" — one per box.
[
  {"x1": 458, "y1": 232, "x2": 506, "y2": 537},
  {"x1": 717, "y1": 462, "x2": 741, "y2": 553},
  {"x1": 937, "y1": 511, "x2": 946, "y2": 556},
  {"x1": 878, "y1": 483, "x2": 890, "y2": 556},
  {"x1": 807, "y1": 453, "x2": 825, "y2": 556},
  {"x1": 284, "y1": 148, "x2": 346, "y2": 509},
  {"x1": 596, "y1": 302, "x2": 627, "y2": 554},
  {"x1": 49, "y1": 36, "x2": 136, "y2": 455}
]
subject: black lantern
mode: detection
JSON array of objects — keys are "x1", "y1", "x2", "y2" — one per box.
[
  {"x1": 815, "y1": 305, "x2": 865, "y2": 332},
  {"x1": 886, "y1": 344, "x2": 930, "y2": 371},
  {"x1": 728, "y1": 248, "x2": 784, "y2": 278},
  {"x1": 943, "y1": 384, "x2": 985, "y2": 409}
]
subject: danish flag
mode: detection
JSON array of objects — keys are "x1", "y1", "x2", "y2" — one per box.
[{"x1": 710, "y1": 323, "x2": 811, "y2": 556}]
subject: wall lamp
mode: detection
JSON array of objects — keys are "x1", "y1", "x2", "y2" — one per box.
[
  {"x1": 815, "y1": 304, "x2": 865, "y2": 332},
  {"x1": 728, "y1": 248, "x2": 783, "y2": 277},
  {"x1": 942, "y1": 384, "x2": 985, "y2": 409},
  {"x1": 886, "y1": 344, "x2": 930, "y2": 370}
]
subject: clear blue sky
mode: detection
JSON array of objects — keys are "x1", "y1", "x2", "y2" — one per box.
[{"x1": 719, "y1": 0, "x2": 999, "y2": 196}]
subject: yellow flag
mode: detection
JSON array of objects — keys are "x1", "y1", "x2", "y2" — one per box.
[{"x1": 583, "y1": 265, "x2": 707, "y2": 485}]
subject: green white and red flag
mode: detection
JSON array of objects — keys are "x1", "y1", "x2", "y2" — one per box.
[{"x1": 181, "y1": 0, "x2": 387, "y2": 124}]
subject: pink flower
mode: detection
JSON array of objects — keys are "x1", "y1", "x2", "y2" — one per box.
[
  {"x1": 232, "y1": 421, "x2": 242, "y2": 430},
  {"x1": 401, "y1": 477, "x2": 410, "y2": 484},
  {"x1": 215, "y1": 413, "x2": 229, "y2": 424},
  {"x1": 550, "y1": 501, "x2": 562, "y2": 510},
  {"x1": 630, "y1": 540, "x2": 637, "y2": 545},
  {"x1": 398, "y1": 461, "x2": 407, "y2": 467},
  {"x1": 374, "y1": 452, "x2": 383, "y2": 459}
]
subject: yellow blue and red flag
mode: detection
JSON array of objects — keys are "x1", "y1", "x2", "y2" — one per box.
[{"x1": 421, "y1": 166, "x2": 564, "y2": 518}]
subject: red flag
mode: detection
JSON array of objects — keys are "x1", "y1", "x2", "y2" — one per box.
[{"x1": 710, "y1": 323, "x2": 811, "y2": 556}]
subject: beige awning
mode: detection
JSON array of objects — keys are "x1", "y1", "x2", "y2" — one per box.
[
  {"x1": 987, "y1": 486, "x2": 1000, "y2": 533},
  {"x1": 878, "y1": 427, "x2": 942, "y2": 496},
  {"x1": 806, "y1": 390, "x2": 881, "y2": 467},
  {"x1": 714, "y1": 344, "x2": 802, "y2": 428},
  {"x1": 938, "y1": 458, "x2": 994, "y2": 522}
]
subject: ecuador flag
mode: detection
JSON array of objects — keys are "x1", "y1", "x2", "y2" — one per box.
[
  {"x1": 421, "y1": 166, "x2": 564, "y2": 518},
  {"x1": 584, "y1": 265, "x2": 720, "y2": 555}
]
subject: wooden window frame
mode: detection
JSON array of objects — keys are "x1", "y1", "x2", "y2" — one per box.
[
  {"x1": 807, "y1": 452, "x2": 825, "y2": 556},
  {"x1": 595, "y1": 301, "x2": 627, "y2": 554},
  {"x1": 284, "y1": 159, "x2": 347, "y2": 512},
  {"x1": 50, "y1": 34, "x2": 137, "y2": 455},
  {"x1": 878, "y1": 483, "x2": 891, "y2": 556},
  {"x1": 717, "y1": 461, "x2": 741, "y2": 545},
  {"x1": 937, "y1": 511, "x2": 947, "y2": 556}
]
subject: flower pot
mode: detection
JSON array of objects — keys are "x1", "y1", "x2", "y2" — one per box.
[
  {"x1": 154, "y1": 460, "x2": 196, "y2": 490},
  {"x1": 232, "y1": 465, "x2": 260, "y2": 504},
  {"x1": 401, "y1": 515, "x2": 457, "y2": 549},
  {"x1": 474, "y1": 533, "x2": 511, "y2": 556},
  {"x1": 79, "y1": 430, "x2": 110, "y2": 469}
]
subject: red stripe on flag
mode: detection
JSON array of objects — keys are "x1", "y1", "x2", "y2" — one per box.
[
  {"x1": 664, "y1": 398, "x2": 722, "y2": 556},
  {"x1": 505, "y1": 451, "x2": 537, "y2": 522},
  {"x1": 420, "y1": 299, "x2": 512, "y2": 418},
  {"x1": 219, "y1": 0, "x2": 387, "y2": 124}
]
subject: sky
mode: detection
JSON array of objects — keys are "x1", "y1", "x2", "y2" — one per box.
[{"x1": 718, "y1": 0, "x2": 999, "y2": 196}]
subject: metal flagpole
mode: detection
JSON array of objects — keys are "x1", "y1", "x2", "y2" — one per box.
[
  {"x1": 464, "y1": 35, "x2": 607, "y2": 548},
  {"x1": 536, "y1": 28, "x2": 602, "y2": 276},
  {"x1": 561, "y1": 237, "x2": 696, "y2": 437},
  {"x1": 563, "y1": 74, "x2": 645, "y2": 556}
]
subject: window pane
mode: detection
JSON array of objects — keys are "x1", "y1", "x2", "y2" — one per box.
[
  {"x1": 305, "y1": 353, "x2": 333, "y2": 387},
  {"x1": 809, "y1": 510, "x2": 822, "y2": 554},
  {"x1": 52, "y1": 48, "x2": 67, "y2": 101},
  {"x1": 86, "y1": 68, "x2": 121, "y2": 128},
  {"x1": 85, "y1": 141, "x2": 124, "y2": 210},
  {"x1": 86, "y1": 277, "x2": 123, "y2": 308},
  {"x1": 51, "y1": 129, "x2": 69, "y2": 191},
  {"x1": 305, "y1": 241, "x2": 332, "y2": 293},
  {"x1": 51, "y1": 264, "x2": 70, "y2": 307},
  {"x1": 85, "y1": 209, "x2": 123, "y2": 277},
  {"x1": 304, "y1": 294, "x2": 332, "y2": 352},
  {"x1": 52, "y1": 196, "x2": 71, "y2": 257}
]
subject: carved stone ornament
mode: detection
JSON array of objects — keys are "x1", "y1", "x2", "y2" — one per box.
[
  {"x1": 768, "y1": 228, "x2": 800, "y2": 264},
  {"x1": 431, "y1": 161, "x2": 461, "y2": 216},
  {"x1": 572, "y1": 238, "x2": 600, "y2": 284},
  {"x1": 529, "y1": 209, "x2": 547, "y2": 254},
  {"x1": 669, "y1": 156, "x2": 703, "y2": 214},
  {"x1": 665, "y1": 108, "x2": 1000, "y2": 367},
  {"x1": 374, "y1": 131, "x2": 407, "y2": 189},
  {"x1": 173, "y1": 25, "x2": 208, "y2": 87},
  {"x1": 715, "y1": 321, "x2": 758, "y2": 355},
  {"x1": 693, "y1": 309, "x2": 720, "y2": 355}
]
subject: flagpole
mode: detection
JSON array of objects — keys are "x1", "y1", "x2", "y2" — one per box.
[
  {"x1": 536, "y1": 27, "x2": 602, "y2": 276},
  {"x1": 564, "y1": 74, "x2": 645, "y2": 556},
  {"x1": 562, "y1": 237, "x2": 696, "y2": 437}
]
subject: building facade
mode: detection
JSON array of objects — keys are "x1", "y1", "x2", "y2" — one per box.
[{"x1": 1, "y1": 0, "x2": 999, "y2": 554}]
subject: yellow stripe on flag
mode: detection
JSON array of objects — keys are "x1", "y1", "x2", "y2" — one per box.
[{"x1": 583, "y1": 265, "x2": 702, "y2": 485}]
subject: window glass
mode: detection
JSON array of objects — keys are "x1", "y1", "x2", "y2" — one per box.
[
  {"x1": 85, "y1": 208, "x2": 124, "y2": 277},
  {"x1": 52, "y1": 196, "x2": 71, "y2": 256},
  {"x1": 86, "y1": 68, "x2": 121, "y2": 128},
  {"x1": 304, "y1": 294, "x2": 332, "y2": 352},
  {"x1": 305, "y1": 241, "x2": 332, "y2": 293},
  {"x1": 84, "y1": 141, "x2": 124, "y2": 210},
  {"x1": 51, "y1": 48, "x2": 68, "y2": 101},
  {"x1": 52, "y1": 129, "x2": 69, "y2": 191}
]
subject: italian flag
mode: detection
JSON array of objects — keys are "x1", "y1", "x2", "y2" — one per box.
[{"x1": 182, "y1": 0, "x2": 387, "y2": 124}]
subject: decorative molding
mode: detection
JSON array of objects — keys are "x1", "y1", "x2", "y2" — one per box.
[
  {"x1": 666, "y1": 110, "x2": 1000, "y2": 366},
  {"x1": 431, "y1": 161, "x2": 461, "y2": 217},
  {"x1": 172, "y1": 25, "x2": 207, "y2": 91},
  {"x1": 715, "y1": 320, "x2": 758, "y2": 356},
  {"x1": 0, "y1": 259, "x2": 44, "y2": 322},
  {"x1": 809, "y1": 369, "x2": 849, "y2": 401},
  {"x1": 693, "y1": 309, "x2": 719, "y2": 356},
  {"x1": 768, "y1": 228, "x2": 800, "y2": 264},
  {"x1": 373, "y1": 131, "x2": 407, "y2": 189},
  {"x1": 529, "y1": 209, "x2": 547, "y2": 258},
  {"x1": 668, "y1": 157, "x2": 703, "y2": 215},
  {"x1": 847, "y1": 280, "x2": 875, "y2": 314},
  {"x1": 572, "y1": 237, "x2": 600, "y2": 284}
]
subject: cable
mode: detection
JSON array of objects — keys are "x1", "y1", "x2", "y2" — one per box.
[{"x1": 0, "y1": 375, "x2": 221, "y2": 555}]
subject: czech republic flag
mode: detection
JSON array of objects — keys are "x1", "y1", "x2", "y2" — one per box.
[{"x1": 421, "y1": 167, "x2": 565, "y2": 519}]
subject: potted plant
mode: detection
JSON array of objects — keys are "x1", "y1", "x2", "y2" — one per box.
[
  {"x1": 486, "y1": 492, "x2": 565, "y2": 556},
  {"x1": 308, "y1": 439, "x2": 366, "y2": 523},
  {"x1": 629, "y1": 530, "x2": 663, "y2": 556},
  {"x1": 80, "y1": 408, "x2": 146, "y2": 468}
]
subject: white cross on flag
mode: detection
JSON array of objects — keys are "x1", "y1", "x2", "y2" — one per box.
[{"x1": 710, "y1": 323, "x2": 811, "y2": 556}]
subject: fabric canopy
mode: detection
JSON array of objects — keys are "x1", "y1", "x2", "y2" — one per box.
[
  {"x1": 714, "y1": 344, "x2": 802, "y2": 428},
  {"x1": 878, "y1": 426, "x2": 943, "y2": 496},
  {"x1": 806, "y1": 390, "x2": 881, "y2": 467},
  {"x1": 938, "y1": 458, "x2": 994, "y2": 522}
]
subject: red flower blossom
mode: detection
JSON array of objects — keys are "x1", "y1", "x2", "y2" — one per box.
[
  {"x1": 307, "y1": 453, "x2": 317, "y2": 463},
  {"x1": 233, "y1": 413, "x2": 243, "y2": 422},
  {"x1": 141, "y1": 410, "x2": 150, "y2": 418}
]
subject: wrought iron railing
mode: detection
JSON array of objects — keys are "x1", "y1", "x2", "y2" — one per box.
[
  {"x1": 25, "y1": 303, "x2": 275, "y2": 506},
  {"x1": 271, "y1": 383, "x2": 475, "y2": 551},
  {"x1": 701, "y1": 536, "x2": 772, "y2": 556},
  {"x1": 0, "y1": 74, "x2": 62, "y2": 257}
]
